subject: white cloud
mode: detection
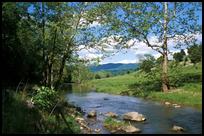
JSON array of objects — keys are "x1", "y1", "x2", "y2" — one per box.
[
  {"x1": 77, "y1": 33, "x2": 201, "y2": 64},
  {"x1": 100, "y1": 59, "x2": 137, "y2": 64},
  {"x1": 114, "y1": 59, "x2": 137, "y2": 64},
  {"x1": 89, "y1": 21, "x2": 101, "y2": 27}
]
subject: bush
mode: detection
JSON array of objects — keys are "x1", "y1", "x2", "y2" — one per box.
[
  {"x1": 95, "y1": 74, "x2": 101, "y2": 79},
  {"x1": 33, "y1": 86, "x2": 59, "y2": 111}
]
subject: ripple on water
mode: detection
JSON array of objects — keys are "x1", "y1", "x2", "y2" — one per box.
[{"x1": 66, "y1": 92, "x2": 202, "y2": 134}]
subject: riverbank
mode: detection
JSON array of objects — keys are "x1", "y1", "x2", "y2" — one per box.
[{"x1": 89, "y1": 63, "x2": 202, "y2": 109}]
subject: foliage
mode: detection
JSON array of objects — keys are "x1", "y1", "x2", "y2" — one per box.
[
  {"x1": 2, "y1": 92, "x2": 42, "y2": 133},
  {"x1": 187, "y1": 43, "x2": 202, "y2": 64},
  {"x1": 139, "y1": 54, "x2": 156, "y2": 73},
  {"x1": 93, "y1": 2, "x2": 201, "y2": 92},
  {"x1": 33, "y1": 86, "x2": 59, "y2": 111},
  {"x1": 104, "y1": 117, "x2": 126, "y2": 131},
  {"x1": 95, "y1": 74, "x2": 101, "y2": 79},
  {"x1": 71, "y1": 62, "x2": 94, "y2": 84},
  {"x1": 2, "y1": 89, "x2": 81, "y2": 134},
  {"x1": 155, "y1": 55, "x2": 163, "y2": 65},
  {"x1": 43, "y1": 114, "x2": 81, "y2": 134},
  {"x1": 173, "y1": 49, "x2": 186, "y2": 63}
]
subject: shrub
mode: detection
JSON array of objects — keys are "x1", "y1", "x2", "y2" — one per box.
[
  {"x1": 33, "y1": 86, "x2": 59, "y2": 111},
  {"x1": 95, "y1": 74, "x2": 101, "y2": 79}
]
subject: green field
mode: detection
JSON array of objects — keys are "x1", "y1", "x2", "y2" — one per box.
[{"x1": 89, "y1": 63, "x2": 202, "y2": 109}]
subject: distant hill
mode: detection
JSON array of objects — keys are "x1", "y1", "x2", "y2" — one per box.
[{"x1": 89, "y1": 63, "x2": 139, "y2": 74}]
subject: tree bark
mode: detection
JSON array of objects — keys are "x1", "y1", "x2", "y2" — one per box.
[
  {"x1": 42, "y1": 2, "x2": 47, "y2": 86},
  {"x1": 47, "y1": 62, "x2": 52, "y2": 88},
  {"x1": 55, "y1": 52, "x2": 70, "y2": 89},
  {"x1": 162, "y1": 2, "x2": 170, "y2": 92}
]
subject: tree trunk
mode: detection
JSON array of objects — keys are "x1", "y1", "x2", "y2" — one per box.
[
  {"x1": 55, "y1": 54, "x2": 68, "y2": 89},
  {"x1": 162, "y1": 2, "x2": 170, "y2": 92},
  {"x1": 42, "y1": 2, "x2": 47, "y2": 86},
  {"x1": 47, "y1": 62, "x2": 52, "y2": 88},
  {"x1": 162, "y1": 53, "x2": 170, "y2": 92}
]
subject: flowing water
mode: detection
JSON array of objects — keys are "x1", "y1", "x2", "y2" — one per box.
[{"x1": 65, "y1": 89, "x2": 202, "y2": 134}]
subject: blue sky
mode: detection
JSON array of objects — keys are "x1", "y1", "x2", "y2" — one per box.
[
  {"x1": 27, "y1": 2, "x2": 202, "y2": 64},
  {"x1": 78, "y1": 2, "x2": 202, "y2": 64}
]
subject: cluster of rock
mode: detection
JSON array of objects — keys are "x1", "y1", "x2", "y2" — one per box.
[
  {"x1": 86, "y1": 109, "x2": 184, "y2": 134},
  {"x1": 86, "y1": 110, "x2": 145, "y2": 134},
  {"x1": 75, "y1": 116, "x2": 101, "y2": 134},
  {"x1": 164, "y1": 102, "x2": 181, "y2": 108}
]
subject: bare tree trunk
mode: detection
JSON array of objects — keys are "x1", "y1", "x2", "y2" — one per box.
[{"x1": 162, "y1": 2, "x2": 170, "y2": 92}]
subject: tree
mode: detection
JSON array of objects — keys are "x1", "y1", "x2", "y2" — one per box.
[
  {"x1": 139, "y1": 54, "x2": 156, "y2": 73},
  {"x1": 106, "y1": 72, "x2": 111, "y2": 78},
  {"x1": 24, "y1": 2, "x2": 105, "y2": 89},
  {"x1": 156, "y1": 55, "x2": 163, "y2": 66},
  {"x1": 187, "y1": 43, "x2": 202, "y2": 65},
  {"x1": 72, "y1": 60, "x2": 94, "y2": 84},
  {"x1": 2, "y1": 2, "x2": 42, "y2": 87},
  {"x1": 93, "y1": 2, "x2": 201, "y2": 92},
  {"x1": 173, "y1": 49, "x2": 186, "y2": 63},
  {"x1": 95, "y1": 74, "x2": 101, "y2": 79}
]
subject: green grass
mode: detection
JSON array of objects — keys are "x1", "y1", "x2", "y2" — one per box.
[
  {"x1": 2, "y1": 90, "x2": 81, "y2": 134},
  {"x1": 2, "y1": 92, "x2": 42, "y2": 133},
  {"x1": 103, "y1": 117, "x2": 127, "y2": 132},
  {"x1": 91, "y1": 73, "x2": 137, "y2": 94},
  {"x1": 89, "y1": 62, "x2": 202, "y2": 109},
  {"x1": 148, "y1": 83, "x2": 202, "y2": 109}
]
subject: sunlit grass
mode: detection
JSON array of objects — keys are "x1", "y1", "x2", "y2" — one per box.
[{"x1": 89, "y1": 63, "x2": 202, "y2": 109}]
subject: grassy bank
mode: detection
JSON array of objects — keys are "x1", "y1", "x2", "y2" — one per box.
[
  {"x1": 2, "y1": 88, "x2": 81, "y2": 134},
  {"x1": 89, "y1": 63, "x2": 202, "y2": 109}
]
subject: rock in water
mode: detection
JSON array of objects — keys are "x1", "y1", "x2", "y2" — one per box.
[
  {"x1": 87, "y1": 110, "x2": 97, "y2": 118},
  {"x1": 94, "y1": 128, "x2": 101, "y2": 133},
  {"x1": 103, "y1": 98, "x2": 109, "y2": 100},
  {"x1": 123, "y1": 112, "x2": 146, "y2": 122},
  {"x1": 172, "y1": 125, "x2": 184, "y2": 132},
  {"x1": 165, "y1": 102, "x2": 171, "y2": 105},
  {"x1": 122, "y1": 125, "x2": 141, "y2": 133},
  {"x1": 105, "y1": 112, "x2": 118, "y2": 118},
  {"x1": 174, "y1": 105, "x2": 181, "y2": 108}
]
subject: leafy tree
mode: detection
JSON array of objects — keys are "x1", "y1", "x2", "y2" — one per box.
[
  {"x1": 106, "y1": 72, "x2": 111, "y2": 78},
  {"x1": 187, "y1": 43, "x2": 202, "y2": 65},
  {"x1": 2, "y1": 2, "x2": 106, "y2": 89},
  {"x1": 139, "y1": 54, "x2": 156, "y2": 73},
  {"x1": 2, "y1": 2, "x2": 41, "y2": 87},
  {"x1": 126, "y1": 71, "x2": 130, "y2": 74},
  {"x1": 156, "y1": 55, "x2": 163, "y2": 66},
  {"x1": 72, "y1": 60, "x2": 94, "y2": 84},
  {"x1": 93, "y1": 2, "x2": 201, "y2": 92},
  {"x1": 95, "y1": 74, "x2": 101, "y2": 79},
  {"x1": 173, "y1": 49, "x2": 186, "y2": 63}
]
